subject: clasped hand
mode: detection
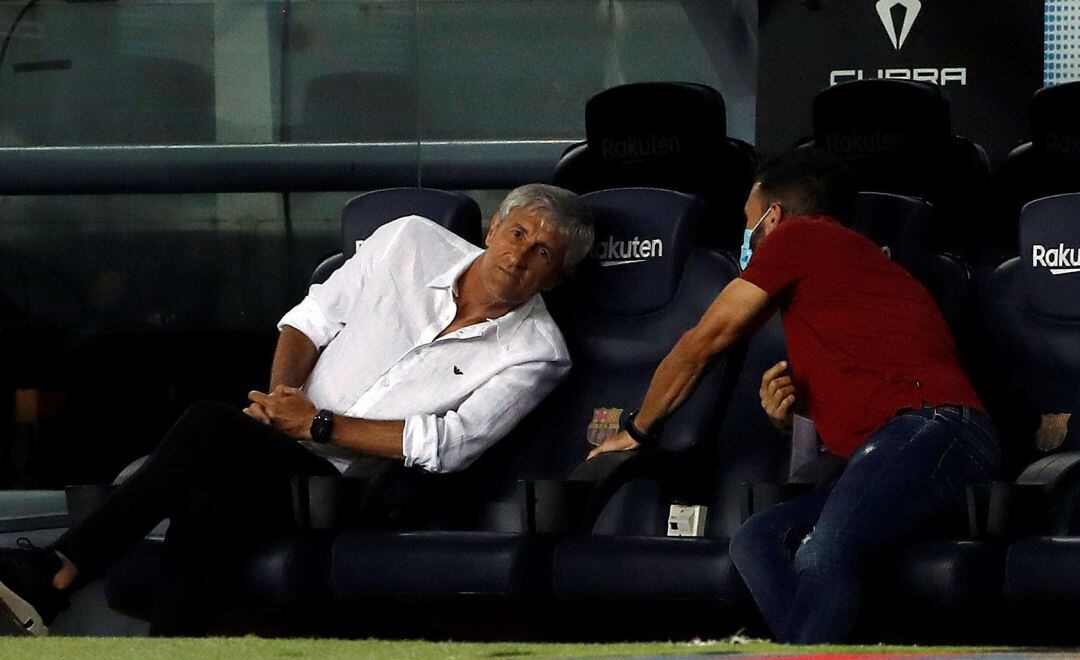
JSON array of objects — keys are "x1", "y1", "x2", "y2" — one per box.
[{"x1": 243, "y1": 385, "x2": 317, "y2": 440}]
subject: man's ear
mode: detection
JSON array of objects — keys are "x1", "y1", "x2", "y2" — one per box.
[
  {"x1": 485, "y1": 213, "x2": 501, "y2": 247},
  {"x1": 766, "y1": 203, "x2": 784, "y2": 231}
]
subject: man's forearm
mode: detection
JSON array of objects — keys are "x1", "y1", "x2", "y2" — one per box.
[
  {"x1": 636, "y1": 328, "x2": 729, "y2": 432},
  {"x1": 270, "y1": 326, "x2": 320, "y2": 390},
  {"x1": 329, "y1": 416, "x2": 406, "y2": 461},
  {"x1": 634, "y1": 279, "x2": 773, "y2": 433}
]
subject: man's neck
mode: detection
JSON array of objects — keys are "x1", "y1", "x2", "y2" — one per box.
[{"x1": 454, "y1": 257, "x2": 521, "y2": 323}]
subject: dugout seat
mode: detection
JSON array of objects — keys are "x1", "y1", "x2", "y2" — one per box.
[
  {"x1": 548, "y1": 192, "x2": 985, "y2": 639},
  {"x1": 809, "y1": 80, "x2": 990, "y2": 256},
  {"x1": 102, "y1": 188, "x2": 749, "y2": 636},
  {"x1": 993, "y1": 82, "x2": 1080, "y2": 258},
  {"x1": 552, "y1": 82, "x2": 758, "y2": 251},
  {"x1": 309, "y1": 187, "x2": 483, "y2": 287},
  {"x1": 847, "y1": 192, "x2": 976, "y2": 365},
  {"x1": 321, "y1": 189, "x2": 747, "y2": 626}
]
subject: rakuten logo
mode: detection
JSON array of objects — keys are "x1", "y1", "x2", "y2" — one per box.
[
  {"x1": 600, "y1": 134, "x2": 681, "y2": 162},
  {"x1": 592, "y1": 236, "x2": 664, "y2": 267},
  {"x1": 825, "y1": 131, "x2": 905, "y2": 155},
  {"x1": 1033, "y1": 243, "x2": 1080, "y2": 275},
  {"x1": 1043, "y1": 132, "x2": 1080, "y2": 157}
]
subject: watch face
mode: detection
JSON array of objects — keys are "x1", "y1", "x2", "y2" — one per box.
[{"x1": 312, "y1": 410, "x2": 333, "y2": 443}]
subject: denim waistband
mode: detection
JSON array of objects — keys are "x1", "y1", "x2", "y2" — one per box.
[{"x1": 898, "y1": 404, "x2": 996, "y2": 437}]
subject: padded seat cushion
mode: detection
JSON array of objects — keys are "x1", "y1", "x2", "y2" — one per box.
[
  {"x1": 551, "y1": 535, "x2": 743, "y2": 602},
  {"x1": 329, "y1": 531, "x2": 542, "y2": 600},
  {"x1": 104, "y1": 540, "x2": 162, "y2": 616},
  {"x1": 1005, "y1": 536, "x2": 1080, "y2": 603},
  {"x1": 105, "y1": 535, "x2": 337, "y2": 615},
  {"x1": 877, "y1": 540, "x2": 1006, "y2": 609}
]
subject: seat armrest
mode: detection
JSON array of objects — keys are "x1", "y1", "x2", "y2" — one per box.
[
  {"x1": 965, "y1": 481, "x2": 1041, "y2": 539},
  {"x1": 1015, "y1": 450, "x2": 1080, "y2": 535},
  {"x1": 738, "y1": 452, "x2": 846, "y2": 522},
  {"x1": 740, "y1": 482, "x2": 814, "y2": 522},
  {"x1": 521, "y1": 449, "x2": 684, "y2": 534},
  {"x1": 290, "y1": 470, "x2": 385, "y2": 530}
]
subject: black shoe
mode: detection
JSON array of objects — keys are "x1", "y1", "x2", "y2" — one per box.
[{"x1": 0, "y1": 538, "x2": 68, "y2": 636}]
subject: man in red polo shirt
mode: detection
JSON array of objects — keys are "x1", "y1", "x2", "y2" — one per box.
[{"x1": 589, "y1": 148, "x2": 1000, "y2": 643}]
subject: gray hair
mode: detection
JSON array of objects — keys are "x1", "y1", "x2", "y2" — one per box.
[{"x1": 498, "y1": 183, "x2": 595, "y2": 270}]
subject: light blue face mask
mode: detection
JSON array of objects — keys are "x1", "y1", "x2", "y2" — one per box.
[{"x1": 740, "y1": 206, "x2": 772, "y2": 270}]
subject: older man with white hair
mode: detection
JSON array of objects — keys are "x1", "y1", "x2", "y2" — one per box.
[{"x1": 0, "y1": 184, "x2": 595, "y2": 637}]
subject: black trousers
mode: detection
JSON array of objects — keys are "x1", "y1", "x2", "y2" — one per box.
[{"x1": 54, "y1": 400, "x2": 341, "y2": 635}]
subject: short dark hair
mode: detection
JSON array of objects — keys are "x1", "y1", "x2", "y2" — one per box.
[{"x1": 756, "y1": 148, "x2": 856, "y2": 223}]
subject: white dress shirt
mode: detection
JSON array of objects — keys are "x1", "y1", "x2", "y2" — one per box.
[{"x1": 277, "y1": 215, "x2": 571, "y2": 474}]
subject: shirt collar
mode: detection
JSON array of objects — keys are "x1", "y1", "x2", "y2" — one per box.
[
  {"x1": 427, "y1": 252, "x2": 540, "y2": 351},
  {"x1": 427, "y1": 251, "x2": 480, "y2": 294}
]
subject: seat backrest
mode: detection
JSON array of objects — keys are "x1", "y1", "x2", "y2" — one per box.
[
  {"x1": 552, "y1": 82, "x2": 758, "y2": 250},
  {"x1": 849, "y1": 192, "x2": 935, "y2": 264},
  {"x1": 984, "y1": 193, "x2": 1080, "y2": 465},
  {"x1": 1031, "y1": 82, "x2": 1080, "y2": 163},
  {"x1": 310, "y1": 188, "x2": 482, "y2": 286},
  {"x1": 466, "y1": 188, "x2": 747, "y2": 531},
  {"x1": 814, "y1": 79, "x2": 951, "y2": 191},
  {"x1": 812, "y1": 80, "x2": 989, "y2": 255},
  {"x1": 993, "y1": 82, "x2": 1080, "y2": 255}
]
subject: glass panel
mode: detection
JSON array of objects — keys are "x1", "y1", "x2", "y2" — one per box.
[
  {"x1": 0, "y1": 193, "x2": 289, "y2": 331},
  {"x1": 282, "y1": 0, "x2": 418, "y2": 142},
  {"x1": 416, "y1": 0, "x2": 738, "y2": 142},
  {"x1": 0, "y1": 1, "x2": 217, "y2": 145}
]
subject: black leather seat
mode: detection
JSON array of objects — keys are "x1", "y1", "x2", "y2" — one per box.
[
  {"x1": 810, "y1": 80, "x2": 990, "y2": 257},
  {"x1": 103, "y1": 188, "x2": 482, "y2": 619},
  {"x1": 847, "y1": 192, "x2": 977, "y2": 369},
  {"x1": 324, "y1": 188, "x2": 747, "y2": 618},
  {"x1": 106, "y1": 188, "x2": 748, "y2": 633},
  {"x1": 993, "y1": 82, "x2": 1080, "y2": 258},
  {"x1": 982, "y1": 193, "x2": 1080, "y2": 615},
  {"x1": 309, "y1": 187, "x2": 483, "y2": 286},
  {"x1": 553, "y1": 82, "x2": 758, "y2": 251}
]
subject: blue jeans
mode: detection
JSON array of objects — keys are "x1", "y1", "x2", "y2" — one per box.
[{"x1": 729, "y1": 405, "x2": 1000, "y2": 643}]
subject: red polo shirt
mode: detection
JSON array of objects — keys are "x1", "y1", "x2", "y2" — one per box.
[{"x1": 739, "y1": 215, "x2": 982, "y2": 458}]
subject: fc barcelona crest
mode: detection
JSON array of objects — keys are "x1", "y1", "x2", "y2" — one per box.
[{"x1": 587, "y1": 407, "x2": 623, "y2": 446}]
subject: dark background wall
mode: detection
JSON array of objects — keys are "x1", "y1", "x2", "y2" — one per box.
[{"x1": 757, "y1": 0, "x2": 1044, "y2": 161}]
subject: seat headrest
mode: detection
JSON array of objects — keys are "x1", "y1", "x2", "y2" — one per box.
[
  {"x1": 1032, "y1": 82, "x2": 1080, "y2": 160},
  {"x1": 565, "y1": 188, "x2": 702, "y2": 316},
  {"x1": 813, "y1": 80, "x2": 951, "y2": 157},
  {"x1": 341, "y1": 188, "x2": 482, "y2": 257},
  {"x1": 848, "y1": 192, "x2": 935, "y2": 265},
  {"x1": 585, "y1": 83, "x2": 727, "y2": 166},
  {"x1": 1020, "y1": 193, "x2": 1080, "y2": 320}
]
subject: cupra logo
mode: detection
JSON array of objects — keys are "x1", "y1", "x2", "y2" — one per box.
[{"x1": 875, "y1": 0, "x2": 922, "y2": 50}]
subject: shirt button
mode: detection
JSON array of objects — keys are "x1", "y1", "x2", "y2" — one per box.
[
  {"x1": 915, "y1": 380, "x2": 923, "y2": 389},
  {"x1": 382, "y1": 378, "x2": 390, "y2": 387}
]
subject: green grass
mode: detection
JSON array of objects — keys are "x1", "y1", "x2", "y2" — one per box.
[{"x1": 0, "y1": 637, "x2": 1016, "y2": 659}]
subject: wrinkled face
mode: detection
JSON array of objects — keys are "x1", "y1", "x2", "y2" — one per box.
[
  {"x1": 477, "y1": 206, "x2": 570, "y2": 306},
  {"x1": 743, "y1": 182, "x2": 780, "y2": 251}
]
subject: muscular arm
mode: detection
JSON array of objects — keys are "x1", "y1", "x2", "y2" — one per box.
[
  {"x1": 635, "y1": 278, "x2": 776, "y2": 431},
  {"x1": 589, "y1": 279, "x2": 776, "y2": 460},
  {"x1": 270, "y1": 325, "x2": 320, "y2": 390}
]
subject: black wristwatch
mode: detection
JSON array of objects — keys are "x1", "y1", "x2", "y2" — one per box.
[
  {"x1": 310, "y1": 409, "x2": 334, "y2": 444},
  {"x1": 622, "y1": 410, "x2": 660, "y2": 448}
]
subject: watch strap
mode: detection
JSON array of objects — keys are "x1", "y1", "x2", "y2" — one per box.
[{"x1": 623, "y1": 410, "x2": 659, "y2": 448}]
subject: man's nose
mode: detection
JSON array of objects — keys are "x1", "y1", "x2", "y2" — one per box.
[{"x1": 506, "y1": 248, "x2": 526, "y2": 267}]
